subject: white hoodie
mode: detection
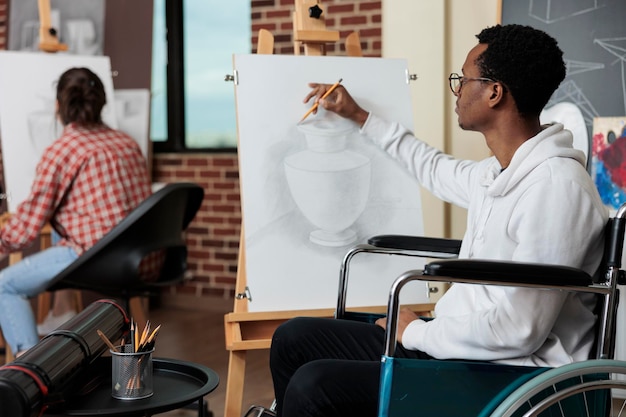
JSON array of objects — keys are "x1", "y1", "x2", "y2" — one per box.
[{"x1": 361, "y1": 113, "x2": 607, "y2": 367}]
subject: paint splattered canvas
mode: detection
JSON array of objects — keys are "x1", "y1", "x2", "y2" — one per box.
[{"x1": 592, "y1": 117, "x2": 626, "y2": 211}]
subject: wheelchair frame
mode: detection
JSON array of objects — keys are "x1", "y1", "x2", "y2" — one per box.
[{"x1": 335, "y1": 203, "x2": 626, "y2": 417}]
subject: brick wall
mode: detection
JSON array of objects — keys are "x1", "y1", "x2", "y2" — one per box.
[
  {"x1": 153, "y1": 154, "x2": 241, "y2": 299},
  {"x1": 169, "y1": 0, "x2": 383, "y2": 300},
  {"x1": 0, "y1": 1, "x2": 6, "y2": 49},
  {"x1": 252, "y1": 0, "x2": 382, "y2": 56},
  {"x1": 0, "y1": 0, "x2": 6, "y2": 200},
  {"x1": 171, "y1": 0, "x2": 382, "y2": 297},
  {"x1": 0, "y1": 0, "x2": 382, "y2": 302}
]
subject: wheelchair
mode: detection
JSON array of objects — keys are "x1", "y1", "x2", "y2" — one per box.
[{"x1": 334, "y1": 202, "x2": 626, "y2": 417}]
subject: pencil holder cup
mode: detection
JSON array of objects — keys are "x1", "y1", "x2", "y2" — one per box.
[{"x1": 111, "y1": 345, "x2": 154, "y2": 400}]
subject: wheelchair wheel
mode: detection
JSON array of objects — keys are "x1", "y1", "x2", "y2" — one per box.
[{"x1": 488, "y1": 359, "x2": 626, "y2": 417}]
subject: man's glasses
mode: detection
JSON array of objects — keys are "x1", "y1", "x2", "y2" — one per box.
[{"x1": 448, "y1": 73, "x2": 496, "y2": 95}]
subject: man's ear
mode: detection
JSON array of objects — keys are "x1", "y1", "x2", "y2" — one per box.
[{"x1": 487, "y1": 82, "x2": 506, "y2": 108}]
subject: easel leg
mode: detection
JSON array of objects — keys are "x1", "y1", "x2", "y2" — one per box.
[
  {"x1": 36, "y1": 292, "x2": 52, "y2": 323},
  {"x1": 0, "y1": 330, "x2": 14, "y2": 364},
  {"x1": 224, "y1": 350, "x2": 247, "y2": 417}
]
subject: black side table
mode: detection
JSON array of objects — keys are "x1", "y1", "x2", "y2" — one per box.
[{"x1": 45, "y1": 357, "x2": 219, "y2": 417}]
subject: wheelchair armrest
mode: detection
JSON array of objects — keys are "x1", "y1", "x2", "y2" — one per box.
[
  {"x1": 336, "y1": 236, "x2": 461, "y2": 319},
  {"x1": 424, "y1": 259, "x2": 593, "y2": 287},
  {"x1": 383, "y1": 260, "x2": 599, "y2": 357},
  {"x1": 367, "y1": 235, "x2": 462, "y2": 255}
]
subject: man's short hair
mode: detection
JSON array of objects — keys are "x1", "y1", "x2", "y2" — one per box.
[{"x1": 476, "y1": 24, "x2": 566, "y2": 116}]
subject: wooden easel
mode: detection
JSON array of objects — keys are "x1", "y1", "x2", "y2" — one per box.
[
  {"x1": 224, "y1": 3, "x2": 434, "y2": 417},
  {"x1": 224, "y1": 232, "x2": 435, "y2": 417},
  {"x1": 37, "y1": 0, "x2": 68, "y2": 53},
  {"x1": 292, "y1": 0, "x2": 339, "y2": 55}
]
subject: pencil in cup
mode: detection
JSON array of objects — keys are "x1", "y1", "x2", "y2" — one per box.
[{"x1": 111, "y1": 344, "x2": 155, "y2": 400}]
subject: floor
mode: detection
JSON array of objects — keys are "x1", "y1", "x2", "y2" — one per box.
[
  {"x1": 146, "y1": 299, "x2": 275, "y2": 417},
  {"x1": 151, "y1": 303, "x2": 626, "y2": 417},
  {"x1": 0, "y1": 297, "x2": 274, "y2": 417},
  {"x1": 5, "y1": 297, "x2": 626, "y2": 416}
]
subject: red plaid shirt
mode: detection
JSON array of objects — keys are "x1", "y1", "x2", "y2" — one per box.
[{"x1": 0, "y1": 123, "x2": 151, "y2": 256}]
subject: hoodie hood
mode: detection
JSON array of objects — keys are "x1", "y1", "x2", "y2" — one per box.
[{"x1": 480, "y1": 123, "x2": 586, "y2": 196}]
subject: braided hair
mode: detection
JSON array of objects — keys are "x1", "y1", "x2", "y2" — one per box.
[
  {"x1": 476, "y1": 24, "x2": 566, "y2": 116},
  {"x1": 56, "y1": 67, "x2": 106, "y2": 127}
]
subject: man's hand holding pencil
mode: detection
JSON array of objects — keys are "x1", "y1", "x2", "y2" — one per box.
[{"x1": 302, "y1": 80, "x2": 370, "y2": 127}]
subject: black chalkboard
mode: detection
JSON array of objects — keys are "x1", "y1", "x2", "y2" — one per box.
[{"x1": 501, "y1": 0, "x2": 626, "y2": 135}]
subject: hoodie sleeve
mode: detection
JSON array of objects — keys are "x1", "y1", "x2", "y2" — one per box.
[
  {"x1": 400, "y1": 169, "x2": 606, "y2": 364},
  {"x1": 360, "y1": 113, "x2": 483, "y2": 209},
  {"x1": 401, "y1": 286, "x2": 569, "y2": 362}
]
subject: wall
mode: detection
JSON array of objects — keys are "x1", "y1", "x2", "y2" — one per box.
[
  {"x1": 153, "y1": 154, "x2": 241, "y2": 299},
  {"x1": 102, "y1": 0, "x2": 242, "y2": 300},
  {"x1": 445, "y1": 0, "x2": 500, "y2": 239},
  {"x1": 384, "y1": 0, "x2": 498, "y2": 239},
  {"x1": 163, "y1": 0, "x2": 385, "y2": 305},
  {"x1": 0, "y1": 1, "x2": 5, "y2": 47},
  {"x1": 0, "y1": 0, "x2": 241, "y2": 301},
  {"x1": 0, "y1": 0, "x2": 7, "y2": 202},
  {"x1": 103, "y1": 0, "x2": 153, "y2": 90},
  {"x1": 166, "y1": 0, "x2": 385, "y2": 305},
  {"x1": 382, "y1": 1, "x2": 447, "y2": 237},
  {"x1": 0, "y1": 0, "x2": 503, "y2": 306}
]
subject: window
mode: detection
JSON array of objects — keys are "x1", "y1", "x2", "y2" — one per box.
[{"x1": 151, "y1": 0, "x2": 251, "y2": 151}]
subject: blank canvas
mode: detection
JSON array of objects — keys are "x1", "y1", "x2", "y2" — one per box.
[{"x1": 113, "y1": 88, "x2": 151, "y2": 158}]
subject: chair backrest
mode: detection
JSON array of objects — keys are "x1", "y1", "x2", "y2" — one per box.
[
  {"x1": 47, "y1": 182, "x2": 204, "y2": 296},
  {"x1": 592, "y1": 203, "x2": 626, "y2": 359}
]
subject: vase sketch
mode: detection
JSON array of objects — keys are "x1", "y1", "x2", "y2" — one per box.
[{"x1": 284, "y1": 117, "x2": 371, "y2": 246}]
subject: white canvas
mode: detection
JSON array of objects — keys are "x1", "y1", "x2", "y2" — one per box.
[
  {"x1": 234, "y1": 54, "x2": 429, "y2": 312},
  {"x1": 0, "y1": 51, "x2": 117, "y2": 212},
  {"x1": 113, "y1": 89, "x2": 151, "y2": 158}
]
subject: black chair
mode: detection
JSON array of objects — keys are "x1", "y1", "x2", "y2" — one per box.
[{"x1": 44, "y1": 182, "x2": 204, "y2": 321}]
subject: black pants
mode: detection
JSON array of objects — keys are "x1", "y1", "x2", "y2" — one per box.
[{"x1": 269, "y1": 317, "x2": 432, "y2": 417}]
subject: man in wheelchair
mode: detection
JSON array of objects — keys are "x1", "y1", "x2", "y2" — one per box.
[{"x1": 268, "y1": 24, "x2": 608, "y2": 417}]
